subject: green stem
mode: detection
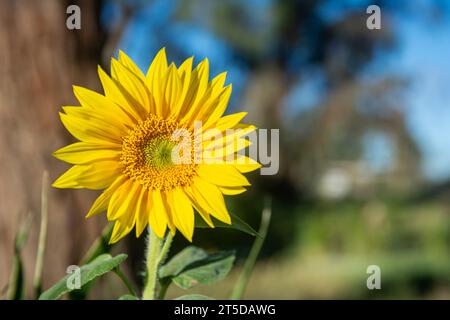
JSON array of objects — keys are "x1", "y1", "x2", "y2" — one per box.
[
  {"x1": 33, "y1": 170, "x2": 49, "y2": 298},
  {"x1": 155, "y1": 233, "x2": 174, "y2": 300},
  {"x1": 158, "y1": 232, "x2": 174, "y2": 264},
  {"x1": 142, "y1": 227, "x2": 163, "y2": 300},
  {"x1": 115, "y1": 267, "x2": 137, "y2": 296},
  {"x1": 230, "y1": 197, "x2": 272, "y2": 300}
]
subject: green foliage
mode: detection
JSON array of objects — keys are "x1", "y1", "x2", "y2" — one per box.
[
  {"x1": 175, "y1": 294, "x2": 214, "y2": 300},
  {"x1": 69, "y1": 223, "x2": 115, "y2": 300},
  {"x1": 80, "y1": 223, "x2": 114, "y2": 264},
  {"x1": 33, "y1": 171, "x2": 50, "y2": 298},
  {"x1": 8, "y1": 256, "x2": 24, "y2": 300},
  {"x1": 171, "y1": 251, "x2": 235, "y2": 289},
  {"x1": 7, "y1": 182, "x2": 261, "y2": 300},
  {"x1": 39, "y1": 253, "x2": 127, "y2": 300},
  {"x1": 159, "y1": 246, "x2": 208, "y2": 279},
  {"x1": 7, "y1": 212, "x2": 33, "y2": 300},
  {"x1": 118, "y1": 294, "x2": 139, "y2": 300},
  {"x1": 231, "y1": 198, "x2": 271, "y2": 299},
  {"x1": 195, "y1": 212, "x2": 260, "y2": 237},
  {"x1": 159, "y1": 246, "x2": 235, "y2": 290}
]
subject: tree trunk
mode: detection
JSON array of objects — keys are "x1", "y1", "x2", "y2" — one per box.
[{"x1": 0, "y1": 0, "x2": 107, "y2": 298}]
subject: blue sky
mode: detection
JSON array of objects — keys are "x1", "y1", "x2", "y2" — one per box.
[
  {"x1": 104, "y1": 0, "x2": 450, "y2": 182},
  {"x1": 393, "y1": 11, "x2": 450, "y2": 181}
]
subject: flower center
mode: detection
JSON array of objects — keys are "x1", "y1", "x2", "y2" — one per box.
[
  {"x1": 143, "y1": 138, "x2": 176, "y2": 170},
  {"x1": 120, "y1": 115, "x2": 198, "y2": 191}
]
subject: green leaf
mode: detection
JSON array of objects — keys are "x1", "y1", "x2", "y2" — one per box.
[
  {"x1": 175, "y1": 294, "x2": 214, "y2": 300},
  {"x1": 39, "y1": 253, "x2": 127, "y2": 300},
  {"x1": 172, "y1": 250, "x2": 235, "y2": 289},
  {"x1": 15, "y1": 212, "x2": 34, "y2": 252},
  {"x1": 69, "y1": 223, "x2": 115, "y2": 300},
  {"x1": 195, "y1": 212, "x2": 260, "y2": 237},
  {"x1": 7, "y1": 211, "x2": 33, "y2": 300},
  {"x1": 7, "y1": 256, "x2": 24, "y2": 300},
  {"x1": 118, "y1": 294, "x2": 139, "y2": 300},
  {"x1": 159, "y1": 246, "x2": 208, "y2": 279}
]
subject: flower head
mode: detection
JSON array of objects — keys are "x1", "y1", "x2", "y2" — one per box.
[{"x1": 53, "y1": 48, "x2": 260, "y2": 243}]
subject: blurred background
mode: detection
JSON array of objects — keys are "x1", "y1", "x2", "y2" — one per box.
[{"x1": 2, "y1": 0, "x2": 450, "y2": 299}]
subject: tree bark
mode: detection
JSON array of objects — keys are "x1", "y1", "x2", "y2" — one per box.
[{"x1": 0, "y1": 0, "x2": 107, "y2": 297}]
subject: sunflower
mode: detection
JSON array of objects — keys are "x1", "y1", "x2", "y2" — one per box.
[{"x1": 52, "y1": 48, "x2": 260, "y2": 243}]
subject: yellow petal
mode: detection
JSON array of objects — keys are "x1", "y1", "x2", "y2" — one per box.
[
  {"x1": 191, "y1": 177, "x2": 231, "y2": 224},
  {"x1": 201, "y1": 148, "x2": 259, "y2": 170},
  {"x1": 111, "y1": 58, "x2": 151, "y2": 115},
  {"x1": 135, "y1": 187, "x2": 149, "y2": 238},
  {"x1": 109, "y1": 210, "x2": 136, "y2": 244},
  {"x1": 146, "y1": 48, "x2": 169, "y2": 112},
  {"x1": 110, "y1": 220, "x2": 127, "y2": 244},
  {"x1": 202, "y1": 138, "x2": 251, "y2": 159},
  {"x1": 52, "y1": 165, "x2": 84, "y2": 189},
  {"x1": 188, "y1": 72, "x2": 228, "y2": 125},
  {"x1": 230, "y1": 155, "x2": 261, "y2": 173},
  {"x1": 202, "y1": 112, "x2": 247, "y2": 138},
  {"x1": 59, "y1": 112, "x2": 121, "y2": 144},
  {"x1": 197, "y1": 164, "x2": 250, "y2": 187},
  {"x1": 174, "y1": 57, "x2": 193, "y2": 119},
  {"x1": 219, "y1": 186, "x2": 247, "y2": 195},
  {"x1": 108, "y1": 182, "x2": 143, "y2": 242},
  {"x1": 107, "y1": 180, "x2": 139, "y2": 220},
  {"x1": 98, "y1": 65, "x2": 143, "y2": 122},
  {"x1": 149, "y1": 190, "x2": 168, "y2": 238},
  {"x1": 200, "y1": 83, "x2": 232, "y2": 129},
  {"x1": 167, "y1": 188, "x2": 194, "y2": 242},
  {"x1": 75, "y1": 160, "x2": 121, "y2": 190},
  {"x1": 72, "y1": 85, "x2": 136, "y2": 128},
  {"x1": 177, "y1": 56, "x2": 194, "y2": 77},
  {"x1": 53, "y1": 142, "x2": 120, "y2": 164},
  {"x1": 180, "y1": 59, "x2": 210, "y2": 124},
  {"x1": 190, "y1": 58, "x2": 210, "y2": 108},
  {"x1": 85, "y1": 175, "x2": 127, "y2": 218},
  {"x1": 62, "y1": 105, "x2": 130, "y2": 135},
  {"x1": 54, "y1": 162, "x2": 120, "y2": 190},
  {"x1": 211, "y1": 71, "x2": 227, "y2": 89},
  {"x1": 165, "y1": 64, "x2": 182, "y2": 117},
  {"x1": 184, "y1": 186, "x2": 214, "y2": 228},
  {"x1": 107, "y1": 181, "x2": 130, "y2": 220},
  {"x1": 190, "y1": 72, "x2": 227, "y2": 118},
  {"x1": 72, "y1": 85, "x2": 113, "y2": 111},
  {"x1": 118, "y1": 50, "x2": 145, "y2": 80},
  {"x1": 202, "y1": 124, "x2": 256, "y2": 151}
]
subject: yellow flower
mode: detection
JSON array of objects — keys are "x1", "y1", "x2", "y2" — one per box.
[{"x1": 53, "y1": 48, "x2": 260, "y2": 243}]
